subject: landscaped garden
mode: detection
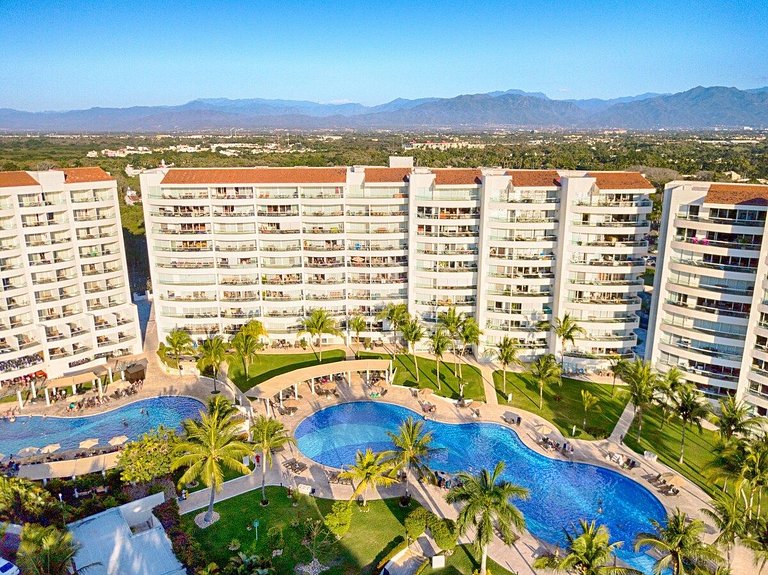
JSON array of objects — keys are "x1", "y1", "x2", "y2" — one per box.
[
  {"x1": 358, "y1": 351, "x2": 485, "y2": 401},
  {"x1": 492, "y1": 370, "x2": 630, "y2": 440},
  {"x1": 228, "y1": 349, "x2": 347, "y2": 392}
]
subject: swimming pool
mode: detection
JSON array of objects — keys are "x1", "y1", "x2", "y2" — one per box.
[
  {"x1": 0, "y1": 396, "x2": 204, "y2": 456},
  {"x1": 295, "y1": 401, "x2": 665, "y2": 574}
]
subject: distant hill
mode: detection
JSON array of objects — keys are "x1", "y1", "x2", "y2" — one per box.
[{"x1": 1, "y1": 85, "x2": 766, "y2": 132}]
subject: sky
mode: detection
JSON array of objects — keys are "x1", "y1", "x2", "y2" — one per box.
[{"x1": 1, "y1": 0, "x2": 767, "y2": 111}]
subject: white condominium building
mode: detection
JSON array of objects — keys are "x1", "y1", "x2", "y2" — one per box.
[
  {"x1": 0, "y1": 168, "x2": 142, "y2": 386},
  {"x1": 141, "y1": 161, "x2": 653, "y2": 368},
  {"x1": 647, "y1": 180, "x2": 768, "y2": 414}
]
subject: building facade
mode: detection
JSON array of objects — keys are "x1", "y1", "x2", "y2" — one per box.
[
  {"x1": 141, "y1": 161, "x2": 653, "y2": 369},
  {"x1": 0, "y1": 168, "x2": 142, "y2": 387},
  {"x1": 647, "y1": 180, "x2": 768, "y2": 413}
]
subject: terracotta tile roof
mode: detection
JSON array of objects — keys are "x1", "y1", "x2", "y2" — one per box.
[
  {"x1": 705, "y1": 183, "x2": 768, "y2": 206},
  {"x1": 587, "y1": 172, "x2": 654, "y2": 190},
  {"x1": 432, "y1": 169, "x2": 482, "y2": 185},
  {"x1": 161, "y1": 167, "x2": 348, "y2": 185},
  {"x1": 0, "y1": 171, "x2": 38, "y2": 188},
  {"x1": 364, "y1": 167, "x2": 410, "y2": 183},
  {"x1": 507, "y1": 170, "x2": 560, "y2": 187},
  {"x1": 54, "y1": 167, "x2": 114, "y2": 184}
]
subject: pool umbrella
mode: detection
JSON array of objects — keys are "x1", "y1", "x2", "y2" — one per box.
[
  {"x1": 79, "y1": 438, "x2": 99, "y2": 449},
  {"x1": 666, "y1": 474, "x2": 686, "y2": 488},
  {"x1": 108, "y1": 435, "x2": 129, "y2": 447},
  {"x1": 17, "y1": 446, "x2": 40, "y2": 457},
  {"x1": 418, "y1": 388, "x2": 433, "y2": 396},
  {"x1": 282, "y1": 398, "x2": 300, "y2": 408},
  {"x1": 659, "y1": 471, "x2": 676, "y2": 481},
  {"x1": 40, "y1": 443, "x2": 61, "y2": 454},
  {"x1": 535, "y1": 424, "x2": 553, "y2": 436}
]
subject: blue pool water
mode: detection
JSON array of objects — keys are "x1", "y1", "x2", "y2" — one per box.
[
  {"x1": 295, "y1": 401, "x2": 665, "y2": 574},
  {"x1": 0, "y1": 396, "x2": 203, "y2": 455}
]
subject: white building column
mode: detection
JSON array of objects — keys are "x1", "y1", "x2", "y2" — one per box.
[
  {"x1": 30, "y1": 379, "x2": 37, "y2": 399},
  {"x1": 293, "y1": 383, "x2": 299, "y2": 399},
  {"x1": 97, "y1": 379, "x2": 103, "y2": 398},
  {"x1": 17, "y1": 390, "x2": 23, "y2": 410},
  {"x1": 44, "y1": 388, "x2": 50, "y2": 406}
]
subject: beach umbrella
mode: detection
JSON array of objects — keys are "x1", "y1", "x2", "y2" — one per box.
[
  {"x1": 17, "y1": 446, "x2": 40, "y2": 457},
  {"x1": 79, "y1": 438, "x2": 99, "y2": 449},
  {"x1": 40, "y1": 443, "x2": 61, "y2": 454},
  {"x1": 108, "y1": 435, "x2": 129, "y2": 446},
  {"x1": 659, "y1": 471, "x2": 676, "y2": 481},
  {"x1": 282, "y1": 398, "x2": 300, "y2": 408},
  {"x1": 535, "y1": 423, "x2": 553, "y2": 436},
  {"x1": 418, "y1": 388, "x2": 433, "y2": 396}
]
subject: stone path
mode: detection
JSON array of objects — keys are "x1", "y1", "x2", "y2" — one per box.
[{"x1": 608, "y1": 401, "x2": 636, "y2": 443}]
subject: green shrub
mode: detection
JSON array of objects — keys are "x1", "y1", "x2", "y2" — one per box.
[
  {"x1": 428, "y1": 518, "x2": 458, "y2": 553},
  {"x1": 324, "y1": 500, "x2": 353, "y2": 539},
  {"x1": 404, "y1": 507, "x2": 432, "y2": 542},
  {"x1": 414, "y1": 558, "x2": 430, "y2": 575}
]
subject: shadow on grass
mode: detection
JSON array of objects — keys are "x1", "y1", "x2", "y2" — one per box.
[{"x1": 232, "y1": 350, "x2": 346, "y2": 392}]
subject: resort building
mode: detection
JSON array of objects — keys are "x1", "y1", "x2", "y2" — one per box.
[
  {"x1": 646, "y1": 180, "x2": 768, "y2": 414},
  {"x1": 141, "y1": 161, "x2": 653, "y2": 369},
  {"x1": 0, "y1": 168, "x2": 142, "y2": 387}
]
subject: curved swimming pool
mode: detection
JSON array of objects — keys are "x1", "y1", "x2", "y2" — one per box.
[
  {"x1": 295, "y1": 401, "x2": 665, "y2": 574},
  {"x1": 0, "y1": 396, "x2": 204, "y2": 456}
]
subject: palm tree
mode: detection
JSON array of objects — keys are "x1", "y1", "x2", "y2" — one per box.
[
  {"x1": 240, "y1": 319, "x2": 268, "y2": 340},
  {"x1": 385, "y1": 417, "x2": 436, "y2": 495},
  {"x1": 197, "y1": 335, "x2": 228, "y2": 394},
  {"x1": 549, "y1": 313, "x2": 586, "y2": 368},
  {"x1": 165, "y1": 328, "x2": 193, "y2": 375},
  {"x1": 196, "y1": 563, "x2": 220, "y2": 575},
  {"x1": 376, "y1": 303, "x2": 408, "y2": 354},
  {"x1": 622, "y1": 359, "x2": 658, "y2": 441},
  {"x1": 634, "y1": 509, "x2": 722, "y2": 575},
  {"x1": 229, "y1": 332, "x2": 260, "y2": 380},
  {"x1": 717, "y1": 396, "x2": 763, "y2": 443},
  {"x1": 446, "y1": 461, "x2": 528, "y2": 575},
  {"x1": 581, "y1": 389, "x2": 600, "y2": 430},
  {"x1": 656, "y1": 367, "x2": 689, "y2": 431},
  {"x1": 348, "y1": 314, "x2": 367, "y2": 346},
  {"x1": 738, "y1": 438, "x2": 768, "y2": 519},
  {"x1": 16, "y1": 524, "x2": 98, "y2": 575},
  {"x1": 400, "y1": 317, "x2": 425, "y2": 382},
  {"x1": 495, "y1": 336, "x2": 522, "y2": 396},
  {"x1": 608, "y1": 354, "x2": 628, "y2": 397},
  {"x1": 338, "y1": 448, "x2": 397, "y2": 506},
  {"x1": 251, "y1": 415, "x2": 296, "y2": 505},
  {"x1": 701, "y1": 493, "x2": 744, "y2": 569},
  {"x1": 172, "y1": 398, "x2": 253, "y2": 524},
  {"x1": 438, "y1": 306, "x2": 465, "y2": 375},
  {"x1": 457, "y1": 316, "x2": 482, "y2": 378},
  {"x1": 527, "y1": 354, "x2": 561, "y2": 411},
  {"x1": 429, "y1": 327, "x2": 452, "y2": 392},
  {"x1": 298, "y1": 308, "x2": 341, "y2": 362},
  {"x1": 671, "y1": 388, "x2": 710, "y2": 464},
  {"x1": 533, "y1": 519, "x2": 641, "y2": 575}
]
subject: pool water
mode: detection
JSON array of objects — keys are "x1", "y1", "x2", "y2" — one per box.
[
  {"x1": 0, "y1": 396, "x2": 203, "y2": 455},
  {"x1": 295, "y1": 401, "x2": 665, "y2": 574}
]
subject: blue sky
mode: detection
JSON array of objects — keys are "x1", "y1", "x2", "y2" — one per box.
[{"x1": 1, "y1": 0, "x2": 767, "y2": 110}]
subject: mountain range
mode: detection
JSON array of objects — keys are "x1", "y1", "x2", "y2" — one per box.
[{"x1": 1, "y1": 86, "x2": 767, "y2": 132}]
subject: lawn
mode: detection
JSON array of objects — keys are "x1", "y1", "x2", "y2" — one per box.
[
  {"x1": 228, "y1": 349, "x2": 347, "y2": 392},
  {"x1": 423, "y1": 544, "x2": 515, "y2": 575},
  {"x1": 358, "y1": 352, "x2": 485, "y2": 401},
  {"x1": 623, "y1": 404, "x2": 721, "y2": 498},
  {"x1": 492, "y1": 370, "x2": 630, "y2": 440},
  {"x1": 181, "y1": 486, "x2": 413, "y2": 575}
]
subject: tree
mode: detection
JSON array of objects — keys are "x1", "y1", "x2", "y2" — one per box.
[
  {"x1": 622, "y1": 359, "x2": 658, "y2": 441},
  {"x1": 0, "y1": 475, "x2": 59, "y2": 526},
  {"x1": 717, "y1": 396, "x2": 763, "y2": 443},
  {"x1": 581, "y1": 389, "x2": 600, "y2": 430},
  {"x1": 655, "y1": 367, "x2": 689, "y2": 431},
  {"x1": 376, "y1": 303, "x2": 408, "y2": 354},
  {"x1": 446, "y1": 461, "x2": 528, "y2": 575},
  {"x1": 197, "y1": 335, "x2": 228, "y2": 394},
  {"x1": 196, "y1": 563, "x2": 220, "y2": 575},
  {"x1": 240, "y1": 319, "x2": 268, "y2": 340},
  {"x1": 400, "y1": 317, "x2": 425, "y2": 382},
  {"x1": 250, "y1": 415, "x2": 295, "y2": 505},
  {"x1": 634, "y1": 510, "x2": 722, "y2": 575},
  {"x1": 165, "y1": 328, "x2": 193, "y2": 374},
  {"x1": 671, "y1": 388, "x2": 710, "y2": 464},
  {"x1": 338, "y1": 448, "x2": 397, "y2": 506},
  {"x1": 429, "y1": 327, "x2": 452, "y2": 392},
  {"x1": 457, "y1": 316, "x2": 482, "y2": 378},
  {"x1": 385, "y1": 417, "x2": 436, "y2": 495},
  {"x1": 118, "y1": 427, "x2": 177, "y2": 484},
  {"x1": 549, "y1": 313, "x2": 586, "y2": 367},
  {"x1": 527, "y1": 354, "x2": 561, "y2": 411},
  {"x1": 348, "y1": 314, "x2": 367, "y2": 345},
  {"x1": 495, "y1": 336, "x2": 522, "y2": 396},
  {"x1": 533, "y1": 519, "x2": 640, "y2": 575},
  {"x1": 607, "y1": 354, "x2": 628, "y2": 397},
  {"x1": 298, "y1": 308, "x2": 341, "y2": 362},
  {"x1": 172, "y1": 397, "x2": 253, "y2": 524},
  {"x1": 228, "y1": 332, "x2": 260, "y2": 380},
  {"x1": 16, "y1": 524, "x2": 98, "y2": 575},
  {"x1": 701, "y1": 493, "x2": 743, "y2": 569},
  {"x1": 438, "y1": 306, "x2": 465, "y2": 375}
]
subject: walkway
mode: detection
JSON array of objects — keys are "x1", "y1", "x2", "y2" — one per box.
[{"x1": 608, "y1": 401, "x2": 636, "y2": 443}]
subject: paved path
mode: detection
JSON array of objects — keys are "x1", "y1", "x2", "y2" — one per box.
[{"x1": 608, "y1": 401, "x2": 636, "y2": 443}]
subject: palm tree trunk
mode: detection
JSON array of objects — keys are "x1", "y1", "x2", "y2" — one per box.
[
  {"x1": 204, "y1": 486, "x2": 216, "y2": 523},
  {"x1": 480, "y1": 544, "x2": 488, "y2": 575},
  {"x1": 502, "y1": 368, "x2": 507, "y2": 395},
  {"x1": 177, "y1": 352, "x2": 183, "y2": 375},
  {"x1": 261, "y1": 450, "x2": 268, "y2": 503},
  {"x1": 436, "y1": 358, "x2": 441, "y2": 391},
  {"x1": 636, "y1": 407, "x2": 643, "y2": 441},
  {"x1": 611, "y1": 373, "x2": 616, "y2": 397},
  {"x1": 317, "y1": 335, "x2": 323, "y2": 362},
  {"x1": 679, "y1": 424, "x2": 686, "y2": 464},
  {"x1": 539, "y1": 382, "x2": 543, "y2": 410},
  {"x1": 413, "y1": 349, "x2": 420, "y2": 383},
  {"x1": 453, "y1": 341, "x2": 459, "y2": 376},
  {"x1": 583, "y1": 413, "x2": 587, "y2": 429}
]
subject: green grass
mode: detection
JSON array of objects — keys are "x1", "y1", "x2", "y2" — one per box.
[
  {"x1": 181, "y1": 486, "x2": 414, "y2": 575},
  {"x1": 423, "y1": 544, "x2": 515, "y2": 575},
  {"x1": 358, "y1": 352, "x2": 485, "y2": 401},
  {"x1": 492, "y1": 370, "x2": 630, "y2": 440},
  {"x1": 228, "y1": 349, "x2": 347, "y2": 392},
  {"x1": 623, "y1": 404, "x2": 721, "y2": 498}
]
